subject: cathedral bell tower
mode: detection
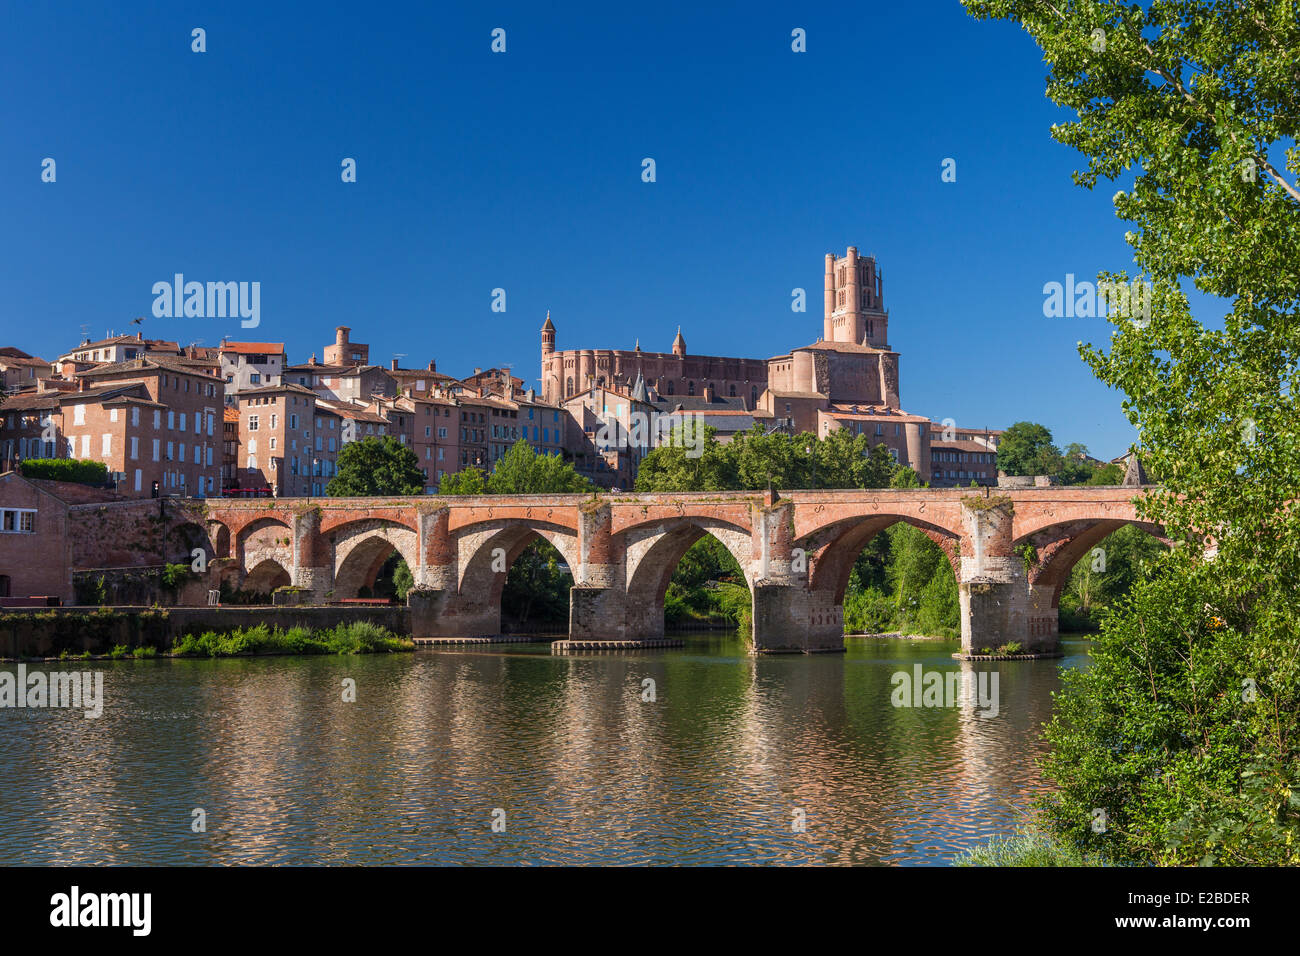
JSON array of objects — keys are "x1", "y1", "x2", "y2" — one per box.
[{"x1": 823, "y1": 246, "x2": 888, "y2": 348}]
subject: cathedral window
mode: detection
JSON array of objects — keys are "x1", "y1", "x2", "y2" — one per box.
[{"x1": 688, "y1": 381, "x2": 695, "y2": 396}]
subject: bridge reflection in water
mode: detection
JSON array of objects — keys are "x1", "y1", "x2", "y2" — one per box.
[{"x1": 0, "y1": 633, "x2": 1081, "y2": 865}]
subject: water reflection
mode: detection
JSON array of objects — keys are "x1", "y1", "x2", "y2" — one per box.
[{"x1": 0, "y1": 635, "x2": 1086, "y2": 865}]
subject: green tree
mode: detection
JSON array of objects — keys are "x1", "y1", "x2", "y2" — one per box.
[
  {"x1": 485, "y1": 440, "x2": 591, "y2": 494},
  {"x1": 327, "y1": 436, "x2": 424, "y2": 496},
  {"x1": 995, "y1": 421, "x2": 1061, "y2": 476},
  {"x1": 438, "y1": 467, "x2": 487, "y2": 495},
  {"x1": 966, "y1": 0, "x2": 1300, "y2": 864},
  {"x1": 634, "y1": 424, "x2": 738, "y2": 491}
]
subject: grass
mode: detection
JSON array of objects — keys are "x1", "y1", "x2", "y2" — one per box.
[
  {"x1": 171, "y1": 621, "x2": 414, "y2": 657},
  {"x1": 952, "y1": 829, "x2": 1114, "y2": 867}
]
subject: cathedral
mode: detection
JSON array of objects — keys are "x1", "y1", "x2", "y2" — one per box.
[{"x1": 541, "y1": 246, "x2": 998, "y2": 484}]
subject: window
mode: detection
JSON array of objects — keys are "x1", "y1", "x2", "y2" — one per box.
[
  {"x1": 248, "y1": 415, "x2": 259, "y2": 431},
  {"x1": 152, "y1": 439, "x2": 160, "y2": 461},
  {"x1": 130, "y1": 436, "x2": 138, "y2": 459},
  {"x1": 101, "y1": 434, "x2": 111, "y2": 455},
  {"x1": 73, "y1": 404, "x2": 85, "y2": 425},
  {"x1": 1, "y1": 509, "x2": 36, "y2": 532}
]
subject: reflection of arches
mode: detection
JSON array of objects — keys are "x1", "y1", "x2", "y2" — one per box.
[
  {"x1": 623, "y1": 519, "x2": 754, "y2": 638},
  {"x1": 244, "y1": 558, "x2": 290, "y2": 594},
  {"x1": 804, "y1": 514, "x2": 961, "y2": 603}
]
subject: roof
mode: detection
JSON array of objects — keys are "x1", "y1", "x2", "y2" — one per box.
[
  {"x1": 649, "y1": 394, "x2": 750, "y2": 413},
  {"x1": 219, "y1": 342, "x2": 285, "y2": 355},
  {"x1": 782, "y1": 340, "x2": 888, "y2": 356},
  {"x1": 0, "y1": 393, "x2": 60, "y2": 412},
  {"x1": 236, "y1": 383, "x2": 317, "y2": 398},
  {"x1": 76, "y1": 355, "x2": 218, "y2": 379},
  {"x1": 0, "y1": 349, "x2": 48, "y2": 368},
  {"x1": 65, "y1": 334, "x2": 180, "y2": 352},
  {"x1": 929, "y1": 440, "x2": 999, "y2": 453},
  {"x1": 767, "y1": 391, "x2": 827, "y2": 401},
  {"x1": 223, "y1": 407, "x2": 240, "y2": 423},
  {"x1": 0, "y1": 471, "x2": 124, "y2": 505},
  {"x1": 58, "y1": 383, "x2": 155, "y2": 404},
  {"x1": 315, "y1": 400, "x2": 387, "y2": 424}
]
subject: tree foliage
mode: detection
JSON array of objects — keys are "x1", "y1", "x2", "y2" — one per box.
[
  {"x1": 439, "y1": 440, "x2": 591, "y2": 496},
  {"x1": 635, "y1": 423, "x2": 895, "y2": 492},
  {"x1": 996, "y1": 421, "x2": 1062, "y2": 476},
  {"x1": 327, "y1": 436, "x2": 424, "y2": 497},
  {"x1": 20, "y1": 458, "x2": 109, "y2": 486},
  {"x1": 966, "y1": 0, "x2": 1300, "y2": 865}
]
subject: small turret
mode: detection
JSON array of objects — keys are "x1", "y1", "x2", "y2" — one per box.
[
  {"x1": 540, "y1": 310, "x2": 556, "y2": 355},
  {"x1": 672, "y1": 327, "x2": 686, "y2": 356}
]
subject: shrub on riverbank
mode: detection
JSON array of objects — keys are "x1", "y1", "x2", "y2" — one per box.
[
  {"x1": 172, "y1": 621, "x2": 412, "y2": 657},
  {"x1": 953, "y1": 830, "x2": 1113, "y2": 867}
]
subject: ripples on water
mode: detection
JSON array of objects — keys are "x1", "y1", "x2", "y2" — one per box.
[{"x1": 0, "y1": 635, "x2": 1088, "y2": 865}]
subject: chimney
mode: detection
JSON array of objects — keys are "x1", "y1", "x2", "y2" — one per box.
[
  {"x1": 391, "y1": 358, "x2": 399, "y2": 371},
  {"x1": 428, "y1": 359, "x2": 436, "y2": 373},
  {"x1": 703, "y1": 383, "x2": 714, "y2": 402},
  {"x1": 474, "y1": 367, "x2": 482, "y2": 375},
  {"x1": 336, "y1": 326, "x2": 349, "y2": 346}
]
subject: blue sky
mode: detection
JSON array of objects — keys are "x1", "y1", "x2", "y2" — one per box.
[{"x1": 2, "y1": 0, "x2": 1188, "y2": 459}]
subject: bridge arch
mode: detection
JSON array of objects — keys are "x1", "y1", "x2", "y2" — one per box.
[
  {"x1": 329, "y1": 519, "x2": 420, "y2": 599},
  {"x1": 244, "y1": 557, "x2": 291, "y2": 594},
  {"x1": 623, "y1": 517, "x2": 755, "y2": 640},
  {"x1": 803, "y1": 513, "x2": 962, "y2": 603},
  {"x1": 1015, "y1": 517, "x2": 1169, "y2": 599},
  {"x1": 235, "y1": 516, "x2": 293, "y2": 592}
]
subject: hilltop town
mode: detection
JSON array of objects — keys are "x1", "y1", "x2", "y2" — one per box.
[{"x1": 0, "y1": 247, "x2": 1004, "y2": 499}]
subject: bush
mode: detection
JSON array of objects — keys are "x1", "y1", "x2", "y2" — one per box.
[
  {"x1": 953, "y1": 829, "x2": 1113, "y2": 867},
  {"x1": 20, "y1": 458, "x2": 108, "y2": 485},
  {"x1": 171, "y1": 622, "x2": 412, "y2": 657},
  {"x1": 843, "y1": 586, "x2": 894, "y2": 633}
]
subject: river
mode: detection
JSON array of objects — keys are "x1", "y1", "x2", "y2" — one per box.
[{"x1": 0, "y1": 633, "x2": 1088, "y2": 865}]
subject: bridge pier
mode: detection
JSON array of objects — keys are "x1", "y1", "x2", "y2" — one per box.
[
  {"x1": 957, "y1": 496, "x2": 1059, "y2": 655},
  {"x1": 290, "y1": 506, "x2": 333, "y2": 601},
  {"x1": 752, "y1": 585, "x2": 844, "y2": 653},
  {"x1": 751, "y1": 496, "x2": 844, "y2": 653}
]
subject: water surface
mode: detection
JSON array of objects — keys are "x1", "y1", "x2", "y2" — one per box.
[{"x1": 0, "y1": 634, "x2": 1088, "y2": 865}]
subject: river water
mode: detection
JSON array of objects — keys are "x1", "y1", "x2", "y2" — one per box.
[{"x1": 0, "y1": 633, "x2": 1087, "y2": 865}]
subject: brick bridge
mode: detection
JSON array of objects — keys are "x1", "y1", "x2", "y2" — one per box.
[{"x1": 188, "y1": 486, "x2": 1163, "y2": 654}]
